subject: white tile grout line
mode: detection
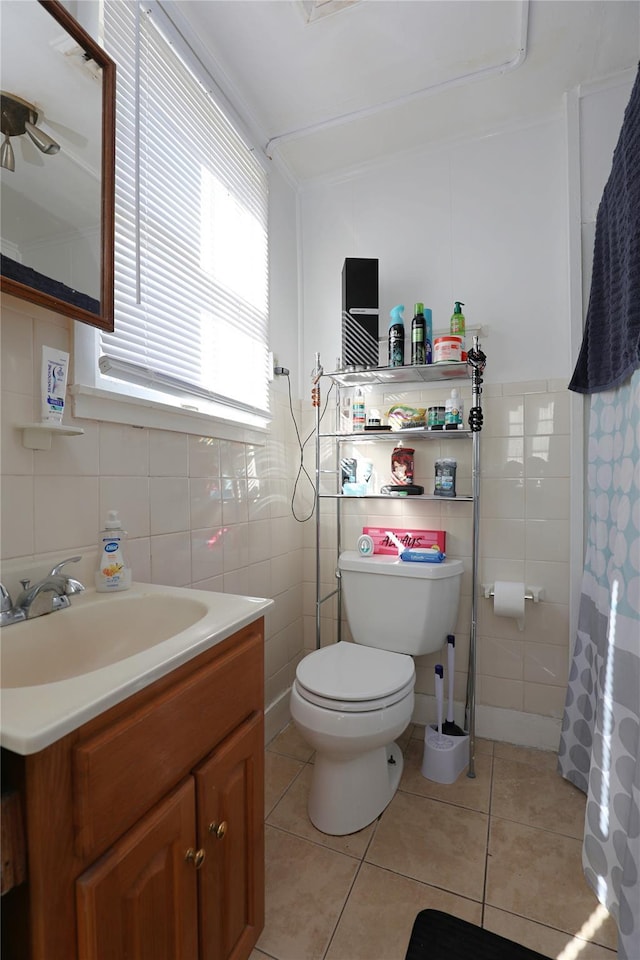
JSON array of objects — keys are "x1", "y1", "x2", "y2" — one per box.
[{"x1": 480, "y1": 747, "x2": 496, "y2": 928}]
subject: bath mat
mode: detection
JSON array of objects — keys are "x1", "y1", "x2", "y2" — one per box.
[{"x1": 405, "y1": 910, "x2": 551, "y2": 960}]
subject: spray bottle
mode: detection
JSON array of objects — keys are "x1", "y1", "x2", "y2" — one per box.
[
  {"x1": 411, "y1": 302, "x2": 426, "y2": 365},
  {"x1": 424, "y1": 307, "x2": 433, "y2": 364},
  {"x1": 388, "y1": 304, "x2": 405, "y2": 367}
]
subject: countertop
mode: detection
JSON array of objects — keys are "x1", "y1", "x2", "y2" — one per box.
[{"x1": 0, "y1": 583, "x2": 273, "y2": 756}]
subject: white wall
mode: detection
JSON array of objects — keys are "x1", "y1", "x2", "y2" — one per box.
[
  {"x1": 268, "y1": 164, "x2": 301, "y2": 381},
  {"x1": 0, "y1": 158, "x2": 305, "y2": 746},
  {"x1": 295, "y1": 81, "x2": 635, "y2": 747},
  {"x1": 299, "y1": 112, "x2": 570, "y2": 388}
]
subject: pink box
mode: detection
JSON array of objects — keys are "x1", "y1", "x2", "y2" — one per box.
[{"x1": 362, "y1": 527, "x2": 446, "y2": 555}]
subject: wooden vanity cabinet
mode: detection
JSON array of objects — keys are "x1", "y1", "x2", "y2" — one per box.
[
  {"x1": 76, "y1": 778, "x2": 199, "y2": 960},
  {"x1": 1, "y1": 618, "x2": 265, "y2": 960}
]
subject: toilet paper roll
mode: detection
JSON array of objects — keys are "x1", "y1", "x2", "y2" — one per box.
[{"x1": 493, "y1": 581, "x2": 526, "y2": 631}]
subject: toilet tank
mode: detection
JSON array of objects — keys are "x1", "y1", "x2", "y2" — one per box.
[{"x1": 338, "y1": 551, "x2": 463, "y2": 656}]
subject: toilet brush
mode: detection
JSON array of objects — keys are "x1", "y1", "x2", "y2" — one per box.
[
  {"x1": 435, "y1": 664, "x2": 444, "y2": 736},
  {"x1": 429, "y1": 665, "x2": 454, "y2": 748},
  {"x1": 424, "y1": 663, "x2": 454, "y2": 751},
  {"x1": 442, "y1": 635, "x2": 466, "y2": 736}
]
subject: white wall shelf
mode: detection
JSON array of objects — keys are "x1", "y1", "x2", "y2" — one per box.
[{"x1": 19, "y1": 422, "x2": 85, "y2": 450}]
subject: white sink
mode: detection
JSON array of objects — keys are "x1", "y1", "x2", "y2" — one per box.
[
  {"x1": 0, "y1": 583, "x2": 272, "y2": 755},
  {"x1": 1, "y1": 593, "x2": 208, "y2": 688}
]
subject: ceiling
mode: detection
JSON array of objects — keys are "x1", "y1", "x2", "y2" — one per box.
[{"x1": 164, "y1": 0, "x2": 639, "y2": 182}]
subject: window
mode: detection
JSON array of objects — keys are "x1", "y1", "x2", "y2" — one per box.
[{"x1": 75, "y1": 1, "x2": 270, "y2": 432}]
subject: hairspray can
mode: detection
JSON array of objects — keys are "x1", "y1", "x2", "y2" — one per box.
[{"x1": 390, "y1": 446, "x2": 414, "y2": 485}]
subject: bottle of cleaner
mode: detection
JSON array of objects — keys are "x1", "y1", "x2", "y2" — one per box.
[
  {"x1": 445, "y1": 388, "x2": 464, "y2": 428},
  {"x1": 411, "y1": 302, "x2": 426, "y2": 365},
  {"x1": 95, "y1": 510, "x2": 132, "y2": 592},
  {"x1": 424, "y1": 307, "x2": 433, "y2": 364},
  {"x1": 450, "y1": 301, "x2": 466, "y2": 352},
  {"x1": 388, "y1": 304, "x2": 405, "y2": 367},
  {"x1": 352, "y1": 387, "x2": 365, "y2": 432}
]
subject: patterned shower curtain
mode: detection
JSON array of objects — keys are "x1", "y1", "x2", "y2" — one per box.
[{"x1": 558, "y1": 369, "x2": 640, "y2": 960}]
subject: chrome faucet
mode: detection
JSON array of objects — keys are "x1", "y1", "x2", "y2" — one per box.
[
  {"x1": 0, "y1": 582, "x2": 25, "y2": 626},
  {"x1": 0, "y1": 557, "x2": 85, "y2": 625}
]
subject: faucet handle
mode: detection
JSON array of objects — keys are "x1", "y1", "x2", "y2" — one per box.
[
  {"x1": 48, "y1": 556, "x2": 82, "y2": 577},
  {"x1": 64, "y1": 578, "x2": 85, "y2": 596},
  {"x1": 0, "y1": 582, "x2": 13, "y2": 613}
]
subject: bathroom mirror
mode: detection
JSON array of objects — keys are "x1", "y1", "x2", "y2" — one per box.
[{"x1": 0, "y1": 0, "x2": 115, "y2": 331}]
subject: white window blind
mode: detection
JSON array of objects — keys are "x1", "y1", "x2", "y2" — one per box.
[{"x1": 100, "y1": 1, "x2": 270, "y2": 421}]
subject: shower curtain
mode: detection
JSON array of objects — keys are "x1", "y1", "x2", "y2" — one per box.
[
  {"x1": 559, "y1": 64, "x2": 640, "y2": 960},
  {"x1": 557, "y1": 371, "x2": 640, "y2": 960}
]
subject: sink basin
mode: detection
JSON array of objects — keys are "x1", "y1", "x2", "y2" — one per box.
[
  {"x1": 0, "y1": 583, "x2": 273, "y2": 755},
  {"x1": 1, "y1": 593, "x2": 209, "y2": 688}
]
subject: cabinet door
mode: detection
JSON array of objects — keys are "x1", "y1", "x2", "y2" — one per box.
[
  {"x1": 195, "y1": 712, "x2": 264, "y2": 960},
  {"x1": 76, "y1": 779, "x2": 198, "y2": 960}
]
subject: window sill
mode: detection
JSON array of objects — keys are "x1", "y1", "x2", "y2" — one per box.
[{"x1": 70, "y1": 383, "x2": 269, "y2": 445}]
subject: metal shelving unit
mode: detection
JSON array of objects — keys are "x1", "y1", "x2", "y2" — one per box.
[
  {"x1": 312, "y1": 344, "x2": 487, "y2": 777},
  {"x1": 325, "y1": 360, "x2": 470, "y2": 386}
]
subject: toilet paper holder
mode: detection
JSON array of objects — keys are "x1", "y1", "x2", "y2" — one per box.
[{"x1": 482, "y1": 584, "x2": 543, "y2": 602}]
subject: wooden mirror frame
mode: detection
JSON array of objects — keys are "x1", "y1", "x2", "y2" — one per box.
[{"x1": 1, "y1": 0, "x2": 115, "y2": 331}]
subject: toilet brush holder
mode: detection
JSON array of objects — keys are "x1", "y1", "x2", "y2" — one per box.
[{"x1": 421, "y1": 725, "x2": 470, "y2": 784}]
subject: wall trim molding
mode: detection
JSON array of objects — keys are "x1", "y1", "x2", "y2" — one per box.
[
  {"x1": 413, "y1": 693, "x2": 562, "y2": 751},
  {"x1": 265, "y1": 690, "x2": 292, "y2": 746}
]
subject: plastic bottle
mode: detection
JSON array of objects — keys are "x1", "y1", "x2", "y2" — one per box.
[
  {"x1": 388, "y1": 304, "x2": 405, "y2": 367},
  {"x1": 445, "y1": 388, "x2": 464, "y2": 428},
  {"x1": 339, "y1": 394, "x2": 352, "y2": 434},
  {"x1": 95, "y1": 510, "x2": 132, "y2": 592},
  {"x1": 352, "y1": 387, "x2": 365, "y2": 432},
  {"x1": 411, "y1": 302, "x2": 426, "y2": 365},
  {"x1": 450, "y1": 301, "x2": 466, "y2": 352},
  {"x1": 424, "y1": 307, "x2": 433, "y2": 364}
]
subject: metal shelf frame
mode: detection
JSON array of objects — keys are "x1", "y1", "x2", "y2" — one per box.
[{"x1": 313, "y1": 345, "x2": 486, "y2": 778}]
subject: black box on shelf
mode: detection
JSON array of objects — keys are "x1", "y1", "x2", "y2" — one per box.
[{"x1": 341, "y1": 258, "x2": 379, "y2": 368}]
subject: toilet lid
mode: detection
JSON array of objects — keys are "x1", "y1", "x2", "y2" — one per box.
[{"x1": 295, "y1": 643, "x2": 415, "y2": 712}]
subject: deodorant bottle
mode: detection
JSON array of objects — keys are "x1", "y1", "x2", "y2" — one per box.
[
  {"x1": 411, "y1": 303, "x2": 426, "y2": 365},
  {"x1": 388, "y1": 304, "x2": 405, "y2": 366}
]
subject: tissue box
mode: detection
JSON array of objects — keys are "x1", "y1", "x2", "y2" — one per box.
[{"x1": 362, "y1": 527, "x2": 446, "y2": 555}]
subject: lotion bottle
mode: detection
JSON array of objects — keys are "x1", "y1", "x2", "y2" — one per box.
[
  {"x1": 450, "y1": 301, "x2": 466, "y2": 352},
  {"x1": 95, "y1": 510, "x2": 132, "y2": 592},
  {"x1": 445, "y1": 388, "x2": 464, "y2": 428}
]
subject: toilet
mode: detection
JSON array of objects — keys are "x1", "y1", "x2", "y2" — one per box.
[{"x1": 290, "y1": 550, "x2": 463, "y2": 835}]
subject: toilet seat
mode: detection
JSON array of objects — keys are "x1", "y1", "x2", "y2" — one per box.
[{"x1": 295, "y1": 642, "x2": 415, "y2": 712}]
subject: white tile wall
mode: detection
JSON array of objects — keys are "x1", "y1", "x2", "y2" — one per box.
[
  {"x1": 2, "y1": 115, "x2": 575, "y2": 736},
  {"x1": 0, "y1": 301, "x2": 307, "y2": 733},
  {"x1": 305, "y1": 378, "x2": 571, "y2": 721}
]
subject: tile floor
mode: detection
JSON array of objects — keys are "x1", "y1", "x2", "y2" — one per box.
[{"x1": 251, "y1": 723, "x2": 617, "y2": 960}]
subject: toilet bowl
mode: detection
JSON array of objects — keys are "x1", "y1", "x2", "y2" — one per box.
[
  {"x1": 291, "y1": 552, "x2": 463, "y2": 836},
  {"x1": 290, "y1": 642, "x2": 415, "y2": 836}
]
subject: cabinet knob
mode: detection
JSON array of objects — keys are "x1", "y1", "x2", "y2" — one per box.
[
  {"x1": 208, "y1": 820, "x2": 227, "y2": 840},
  {"x1": 185, "y1": 847, "x2": 206, "y2": 869}
]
